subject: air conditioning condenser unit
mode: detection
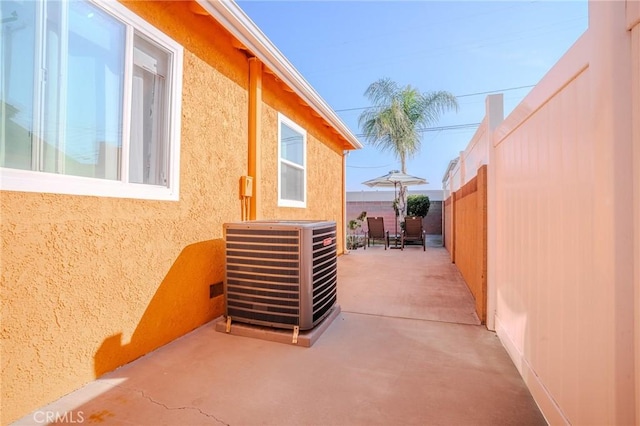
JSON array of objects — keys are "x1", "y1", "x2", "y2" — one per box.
[{"x1": 224, "y1": 220, "x2": 337, "y2": 331}]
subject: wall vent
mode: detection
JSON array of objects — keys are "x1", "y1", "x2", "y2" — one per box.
[{"x1": 224, "y1": 220, "x2": 337, "y2": 330}]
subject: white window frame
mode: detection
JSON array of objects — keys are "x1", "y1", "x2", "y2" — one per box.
[
  {"x1": 0, "y1": 0, "x2": 183, "y2": 201},
  {"x1": 277, "y1": 113, "x2": 307, "y2": 208}
]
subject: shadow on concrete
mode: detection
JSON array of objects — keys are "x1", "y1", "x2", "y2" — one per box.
[{"x1": 12, "y1": 234, "x2": 545, "y2": 426}]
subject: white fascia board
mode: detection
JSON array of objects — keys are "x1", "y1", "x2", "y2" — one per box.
[
  {"x1": 441, "y1": 158, "x2": 459, "y2": 183},
  {"x1": 197, "y1": 0, "x2": 363, "y2": 150}
]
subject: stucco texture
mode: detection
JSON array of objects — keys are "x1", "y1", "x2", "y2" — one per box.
[
  {"x1": 260, "y1": 74, "x2": 347, "y2": 247},
  {"x1": 1, "y1": 1, "x2": 352, "y2": 423}
]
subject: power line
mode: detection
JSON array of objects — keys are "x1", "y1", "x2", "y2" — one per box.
[
  {"x1": 353, "y1": 122, "x2": 481, "y2": 139},
  {"x1": 334, "y1": 84, "x2": 534, "y2": 113},
  {"x1": 420, "y1": 123, "x2": 480, "y2": 133},
  {"x1": 347, "y1": 163, "x2": 393, "y2": 169},
  {"x1": 456, "y1": 84, "x2": 535, "y2": 98},
  {"x1": 349, "y1": 123, "x2": 482, "y2": 170},
  {"x1": 303, "y1": 13, "x2": 586, "y2": 79}
]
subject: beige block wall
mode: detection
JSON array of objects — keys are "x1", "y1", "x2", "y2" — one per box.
[{"x1": 1, "y1": 1, "x2": 350, "y2": 423}]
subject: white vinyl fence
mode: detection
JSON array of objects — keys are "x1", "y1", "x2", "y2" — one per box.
[{"x1": 444, "y1": 1, "x2": 639, "y2": 423}]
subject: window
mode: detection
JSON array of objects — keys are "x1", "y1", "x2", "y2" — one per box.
[
  {"x1": 0, "y1": 0, "x2": 183, "y2": 200},
  {"x1": 278, "y1": 114, "x2": 306, "y2": 208}
]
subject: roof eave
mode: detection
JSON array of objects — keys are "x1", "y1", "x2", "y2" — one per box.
[{"x1": 196, "y1": 0, "x2": 363, "y2": 150}]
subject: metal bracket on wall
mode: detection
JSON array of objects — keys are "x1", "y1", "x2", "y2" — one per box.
[
  {"x1": 292, "y1": 326, "x2": 300, "y2": 344},
  {"x1": 226, "y1": 316, "x2": 232, "y2": 333}
]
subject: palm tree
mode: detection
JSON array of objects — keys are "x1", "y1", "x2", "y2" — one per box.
[
  {"x1": 358, "y1": 77, "x2": 458, "y2": 172},
  {"x1": 358, "y1": 77, "x2": 458, "y2": 214}
]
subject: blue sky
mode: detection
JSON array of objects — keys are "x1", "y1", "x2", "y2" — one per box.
[{"x1": 237, "y1": 0, "x2": 588, "y2": 191}]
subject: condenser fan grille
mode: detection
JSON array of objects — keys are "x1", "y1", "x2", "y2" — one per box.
[
  {"x1": 225, "y1": 228, "x2": 301, "y2": 327},
  {"x1": 311, "y1": 225, "x2": 337, "y2": 324}
]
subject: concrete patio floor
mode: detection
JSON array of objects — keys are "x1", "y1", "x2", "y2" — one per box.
[{"x1": 13, "y1": 236, "x2": 547, "y2": 425}]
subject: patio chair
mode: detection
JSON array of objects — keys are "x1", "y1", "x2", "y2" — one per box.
[
  {"x1": 401, "y1": 216, "x2": 426, "y2": 251},
  {"x1": 365, "y1": 217, "x2": 389, "y2": 250}
]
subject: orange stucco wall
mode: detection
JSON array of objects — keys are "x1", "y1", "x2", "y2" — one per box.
[
  {"x1": 260, "y1": 72, "x2": 346, "y2": 238},
  {"x1": 1, "y1": 1, "x2": 350, "y2": 423}
]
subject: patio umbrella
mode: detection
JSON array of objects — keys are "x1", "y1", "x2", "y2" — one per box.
[{"x1": 362, "y1": 170, "x2": 428, "y2": 247}]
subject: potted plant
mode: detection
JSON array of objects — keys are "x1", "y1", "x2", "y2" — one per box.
[{"x1": 347, "y1": 211, "x2": 366, "y2": 250}]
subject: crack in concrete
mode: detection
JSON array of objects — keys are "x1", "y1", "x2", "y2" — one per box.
[{"x1": 116, "y1": 384, "x2": 230, "y2": 426}]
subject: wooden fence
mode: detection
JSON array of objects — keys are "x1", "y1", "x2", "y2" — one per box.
[{"x1": 444, "y1": 165, "x2": 487, "y2": 323}]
